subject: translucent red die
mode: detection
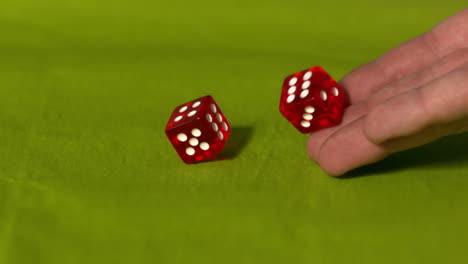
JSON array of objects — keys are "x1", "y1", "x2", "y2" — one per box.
[
  {"x1": 165, "y1": 95, "x2": 230, "y2": 164},
  {"x1": 279, "y1": 66, "x2": 349, "y2": 133}
]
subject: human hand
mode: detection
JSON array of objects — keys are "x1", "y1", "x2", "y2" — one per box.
[{"x1": 307, "y1": 8, "x2": 468, "y2": 176}]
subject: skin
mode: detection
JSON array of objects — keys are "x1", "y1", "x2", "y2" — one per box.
[{"x1": 307, "y1": 8, "x2": 468, "y2": 176}]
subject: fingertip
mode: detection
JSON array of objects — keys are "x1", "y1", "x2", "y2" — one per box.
[
  {"x1": 362, "y1": 100, "x2": 403, "y2": 145},
  {"x1": 306, "y1": 132, "x2": 347, "y2": 176},
  {"x1": 363, "y1": 106, "x2": 386, "y2": 145},
  {"x1": 306, "y1": 135, "x2": 318, "y2": 161},
  {"x1": 307, "y1": 138, "x2": 346, "y2": 176},
  {"x1": 316, "y1": 118, "x2": 390, "y2": 177},
  {"x1": 321, "y1": 165, "x2": 347, "y2": 177},
  {"x1": 307, "y1": 130, "x2": 335, "y2": 162}
]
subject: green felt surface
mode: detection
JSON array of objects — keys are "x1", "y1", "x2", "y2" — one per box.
[{"x1": 1, "y1": 1, "x2": 467, "y2": 263}]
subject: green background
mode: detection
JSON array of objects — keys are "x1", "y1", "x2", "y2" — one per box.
[{"x1": 1, "y1": 1, "x2": 467, "y2": 263}]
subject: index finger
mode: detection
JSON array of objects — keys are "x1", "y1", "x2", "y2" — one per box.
[{"x1": 341, "y1": 8, "x2": 468, "y2": 103}]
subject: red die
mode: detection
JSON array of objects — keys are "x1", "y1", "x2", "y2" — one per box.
[
  {"x1": 279, "y1": 66, "x2": 348, "y2": 133},
  {"x1": 165, "y1": 95, "x2": 230, "y2": 164}
]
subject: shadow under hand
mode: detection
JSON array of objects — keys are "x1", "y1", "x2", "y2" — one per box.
[{"x1": 342, "y1": 132, "x2": 468, "y2": 178}]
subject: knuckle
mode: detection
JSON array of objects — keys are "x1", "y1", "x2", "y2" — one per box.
[
  {"x1": 452, "y1": 63, "x2": 468, "y2": 89},
  {"x1": 443, "y1": 48, "x2": 468, "y2": 67},
  {"x1": 415, "y1": 86, "x2": 436, "y2": 126},
  {"x1": 432, "y1": 8, "x2": 468, "y2": 51}
]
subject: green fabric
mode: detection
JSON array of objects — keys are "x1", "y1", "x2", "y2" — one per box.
[{"x1": 0, "y1": 1, "x2": 467, "y2": 263}]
